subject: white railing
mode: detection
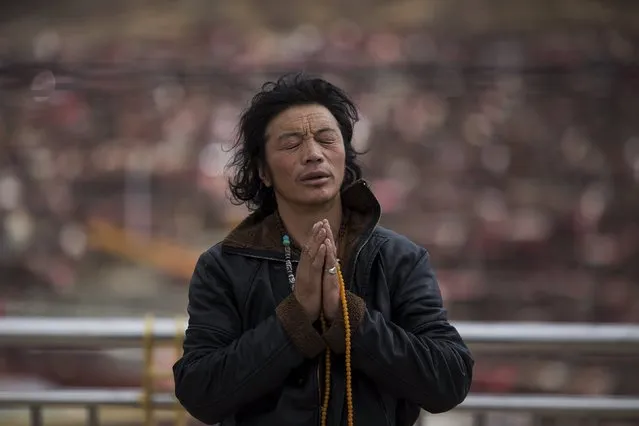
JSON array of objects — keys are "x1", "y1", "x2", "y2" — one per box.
[
  {"x1": 1, "y1": 317, "x2": 639, "y2": 426},
  {"x1": 3, "y1": 317, "x2": 639, "y2": 351}
]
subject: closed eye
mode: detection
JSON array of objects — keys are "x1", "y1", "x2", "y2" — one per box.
[
  {"x1": 316, "y1": 129, "x2": 339, "y2": 143},
  {"x1": 279, "y1": 133, "x2": 303, "y2": 149}
]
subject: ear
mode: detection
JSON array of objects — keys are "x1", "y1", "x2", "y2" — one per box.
[{"x1": 258, "y1": 163, "x2": 272, "y2": 187}]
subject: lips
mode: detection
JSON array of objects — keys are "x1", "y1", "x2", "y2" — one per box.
[{"x1": 299, "y1": 171, "x2": 331, "y2": 181}]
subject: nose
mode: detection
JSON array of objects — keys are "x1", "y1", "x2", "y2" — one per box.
[{"x1": 301, "y1": 139, "x2": 323, "y2": 164}]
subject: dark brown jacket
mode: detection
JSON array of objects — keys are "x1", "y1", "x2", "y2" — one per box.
[{"x1": 173, "y1": 180, "x2": 473, "y2": 425}]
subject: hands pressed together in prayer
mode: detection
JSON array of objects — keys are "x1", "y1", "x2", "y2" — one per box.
[{"x1": 294, "y1": 219, "x2": 341, "y2": 323}]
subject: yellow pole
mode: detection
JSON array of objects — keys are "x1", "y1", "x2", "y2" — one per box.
[{"x1": 142, "y1": 314, "x2": 155, "y2": 426}]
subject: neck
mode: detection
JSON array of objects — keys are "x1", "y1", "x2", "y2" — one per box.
[{"x1": 277, "y1": 197, "x2": 342, "y2": 247}]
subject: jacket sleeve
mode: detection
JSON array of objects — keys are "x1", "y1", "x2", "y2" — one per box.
[
  {"x1": 173, "y1": 248, "x2": 327, "y2": 425},
  {"x1": 323, "y1": 249, "x2": 473, "y2": 414}
]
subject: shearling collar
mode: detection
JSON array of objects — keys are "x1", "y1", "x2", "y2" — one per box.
[{"x1": 222, "y1": 180, "x2": 380, "y2": 258}]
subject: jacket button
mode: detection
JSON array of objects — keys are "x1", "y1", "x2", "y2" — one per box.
[{"x1": 297, "y1": 376, "x2": 305, "y2": 385}]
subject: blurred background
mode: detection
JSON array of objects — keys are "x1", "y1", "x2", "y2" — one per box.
[{"x1": 1, "y1": 0, "x2": 639, "y2": 425}]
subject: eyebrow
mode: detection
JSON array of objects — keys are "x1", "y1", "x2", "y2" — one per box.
[
  {"x1": 277, "y1": 127, "x2": 336, "y2": 140},
  {"x1": 315, "y1": 127, "x2": 337, "y2": 134},
  {"x1": 277, "y1": 131, "x2": 304, "y2": 141}
]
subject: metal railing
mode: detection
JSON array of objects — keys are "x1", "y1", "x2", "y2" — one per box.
[
  {"x1": 1, "y1": 317, "x2": 639, "y2": 425},
  {"x1": 3, "y1": 317, "x2": 639, "y2": 351}
]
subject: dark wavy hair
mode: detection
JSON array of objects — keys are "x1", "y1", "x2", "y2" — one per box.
[{"x1": 227, "y1": 73, "x2": 362, "y2": 213}]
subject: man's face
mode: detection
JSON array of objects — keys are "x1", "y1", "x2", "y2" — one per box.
[{"x1": 261, "y1": 104, "x2": 346, "y2": 208}]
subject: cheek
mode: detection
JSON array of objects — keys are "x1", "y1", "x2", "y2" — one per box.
[
  {"x1": 330, "y1": 146, "x2": 346, "y2": 168},
  {"x1": 268, "y1": 155, "x2": 296, "y2": 183}
]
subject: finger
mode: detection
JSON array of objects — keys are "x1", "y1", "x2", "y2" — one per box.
[
  {"x1": 302, "y1": 222, "x2": 323, "y2": 258},
  {"x1": 301, "y1": 222, "x2": 325, "y2": 281},
  {"x1": 310, "y1": 221, "x2": 322, "y2": 242},
  {"x1": 298, "y1": 222, "x2": 320, "y2": 280},
  {"x1": 324, "y1": 238, "x2": 338, "y2": 286},
  {"x1": 311, "y1": 243, "x2": 327, "y2": 271},
  {"x1": 322, "y1": 221, "x2": 338, "y2": 270},
  {"x1": 308, "y1": 240, "x2": 326, "y2": 292},
  {"x1": 322, "y1": 219, "x2": 332, "y2": 238},
  {"x1": 301, "y1": 223, "x2": 317, "y2": 253},
  {"x1": 307, "y1": 226, "x2": 326, "y2": 260},
  {"x1": 316, "y1": 224, "x2": 327, "y2": 242},
  {"x1": 322, "y1": 219, "x2": 336, "y2": 247}
]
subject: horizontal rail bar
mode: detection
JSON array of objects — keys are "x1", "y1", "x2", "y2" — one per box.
[
  {"x1": 458, "y1": 322, "x2": 639, "y2": 353},
  {"x1": 1, "y1": 390, "x2": 638, "y2": 415},
  {"x1": 1, "y1": 318, "x2": 639, "y2": 352},
  {"x1": 0, "y1": 389, "x2": 173, "y2": 407},
  {"x1": 0, "y1": 317, "x2": 184, "y2": 348},
  {"x1": 461, "y1": 394, "x2": 639, "y2": 414}
]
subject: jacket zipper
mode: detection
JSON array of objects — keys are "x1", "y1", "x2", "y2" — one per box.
[{"x1": 347, "y1": 218, "x2": 381, "y2": 286}]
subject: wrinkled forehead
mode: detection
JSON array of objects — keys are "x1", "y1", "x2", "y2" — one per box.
[{"x1": 266, "y1": 104, "x2": 339, "y2": 137}]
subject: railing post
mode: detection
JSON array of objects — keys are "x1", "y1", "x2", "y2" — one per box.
[
  {"x1": 534, "y1": 416, "x2": 555, "y2": 426},
  {"x1": 472, "y1": 412, "x2": 486, "y2": 426},
  {"x1": 173, "y1": 316, "x2": 187, "y2": 426},
  {"x1": 142, "y1": 314, "x2": 156, "y2": 426},
  {"x1": 87, "y1": 405, "x2": 100, "y2": 426},
  {"x1": 29, "y1": 405, "x2": 43, "y2": 426}
]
